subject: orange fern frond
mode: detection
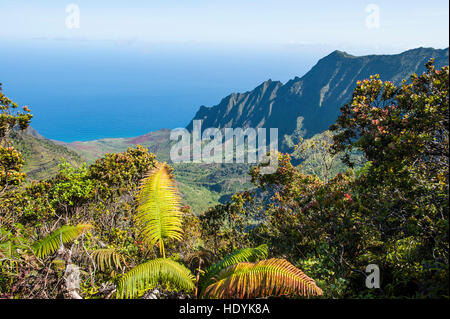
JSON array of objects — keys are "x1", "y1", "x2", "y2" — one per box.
[{"x1": 203, "y1": 258, "x2": 323, "y2": 298}]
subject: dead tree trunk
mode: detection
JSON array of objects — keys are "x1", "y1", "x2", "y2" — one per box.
[{"x1": 58, "y1": 243, "x2": 83, "y2": 299}]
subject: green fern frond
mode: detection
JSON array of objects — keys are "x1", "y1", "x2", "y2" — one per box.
[
  {"x1": 91, "y1": 248, "x2": 127, "y2": 272},
  {"x1": 116, "y1": 258, "x2": 195, "y2": 299},
  {"x1": 135, "y1": 163, "x2": 183, "y2": 257},
  {"x1": 32, "y1": 224, "x2": 93, "y2": 259},
  {"x1": 203, "y1": 258, "x2": 323, "y2": 299},
  {"x1": 0, "y1": 241, "x2": 15, "y2": 259},
  {"x1": 201, "y1": 244, "x2": 268, "y2": 292},
  {"x1": 0, "y1": 227, "x2": 26, "y2": 259}
]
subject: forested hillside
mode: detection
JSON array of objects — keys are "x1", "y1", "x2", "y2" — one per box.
[
  {"x1": 12, "y1": 131, "x2": 84, "y2": 181},
  {"x1": 1, "y1": 55, "x2": 448, "y2": 299}
]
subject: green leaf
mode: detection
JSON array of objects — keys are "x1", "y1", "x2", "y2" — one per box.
[
  {"x1": 135, "y1": 164, "x2": 183, "y2": 258},
  {"x1": 116, "y1": 258, "x2": 195, "y2": 299},
  {"x1": 32, "y1": 223, "x2": 92, "y2": 258}
]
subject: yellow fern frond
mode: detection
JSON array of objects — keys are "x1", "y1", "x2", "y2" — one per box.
[
  {"x1": 91, "y1": 248, "x2": 127, "y2": 272},
  {"x1": 32, "y1": 223, "x2": 93, "y2": 259},
  {"x1": 135, "y1": 163, "x2": 183, "y2": 257},
  {"x1": 200, "y1": 244, "x2": 268, "y2": 295},
  {"x1": 116, "y1": 258, "x2": 195, "y2": 299},
  {"x1": 203, "y1": 258, "x2": 323, "y2": 298}
]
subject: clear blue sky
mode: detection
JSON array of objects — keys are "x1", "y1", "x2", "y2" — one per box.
[
  {"x1": 1, "y1": 0, "x2": 448, "y2": 141},
  {"x1": 1, "y1": 0, "x2": 448, "y2": 53}
]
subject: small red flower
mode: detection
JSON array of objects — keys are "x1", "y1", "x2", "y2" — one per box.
[{"x1": 344, "y1": 193, "x2": 352, "y2": 201}]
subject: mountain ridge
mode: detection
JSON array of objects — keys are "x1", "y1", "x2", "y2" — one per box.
[{"x1": 187, "y1": 47, "x2": 449, "y2": 140}]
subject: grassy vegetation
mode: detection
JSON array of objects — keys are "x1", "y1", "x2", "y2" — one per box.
[
  {"x1": 64, "y1": 129, "x2": 173, "y2": 163},
  {"x1": 15, "y1": 129, "x2": 254, "y2": 214},
  {"x1": 12, "y1": 132, "x2": 84, "y2": 181},
  {"x1": 15, "y1": 128, "x2": 360, "y2": 215},
  {"x1": 173, "y1": 163, "x2": 254, "y2": 214}
]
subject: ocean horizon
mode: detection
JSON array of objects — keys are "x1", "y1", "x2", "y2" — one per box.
[{"x1": 1, "y1": 39, "x2": 330, "y2": 142}]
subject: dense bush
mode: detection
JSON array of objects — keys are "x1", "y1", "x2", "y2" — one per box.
[{"x1": 0, "y1": 61, "x2": 448, "y2": 298}]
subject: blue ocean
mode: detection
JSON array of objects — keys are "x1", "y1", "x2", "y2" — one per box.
[{"x1": 1, "y1": 39, "x2": 322, "y2": 142}]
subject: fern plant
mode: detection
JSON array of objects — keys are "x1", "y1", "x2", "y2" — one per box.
[
  {"x1": 115, "y1": 165, "x2": 323, "y2": 299},
  {"x1": 135, "y1": 163, "x2": 183, "y2": 258},
  {"x1": 203, "y1": 258, "x2": 323, "y2": 298},
  {"x1": 116, "y1": 164, "x2": 195, "y2": 298},
  {"x1": 0, "y1": 226, "x2": 29, "y2": 277},
  {"x1": 91, "y1": 248, "x2": 127, "y2": 272},
  {"x1": 32, "y1": 224, "x2": 93, "y2": 259},
  {"x1": 116, "y1": 258, "x2": 195, "y2": 298},
  {"x1": 199, "y1": 244, "x2": 268, "y2": 296},
  {"x1": 198, "y1": 245, "x2": 323, "y2": 299}
]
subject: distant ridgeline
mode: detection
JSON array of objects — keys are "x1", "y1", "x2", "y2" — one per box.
[{"x1": 187, "y1": 47, "x2": 449, "y2": 147}]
